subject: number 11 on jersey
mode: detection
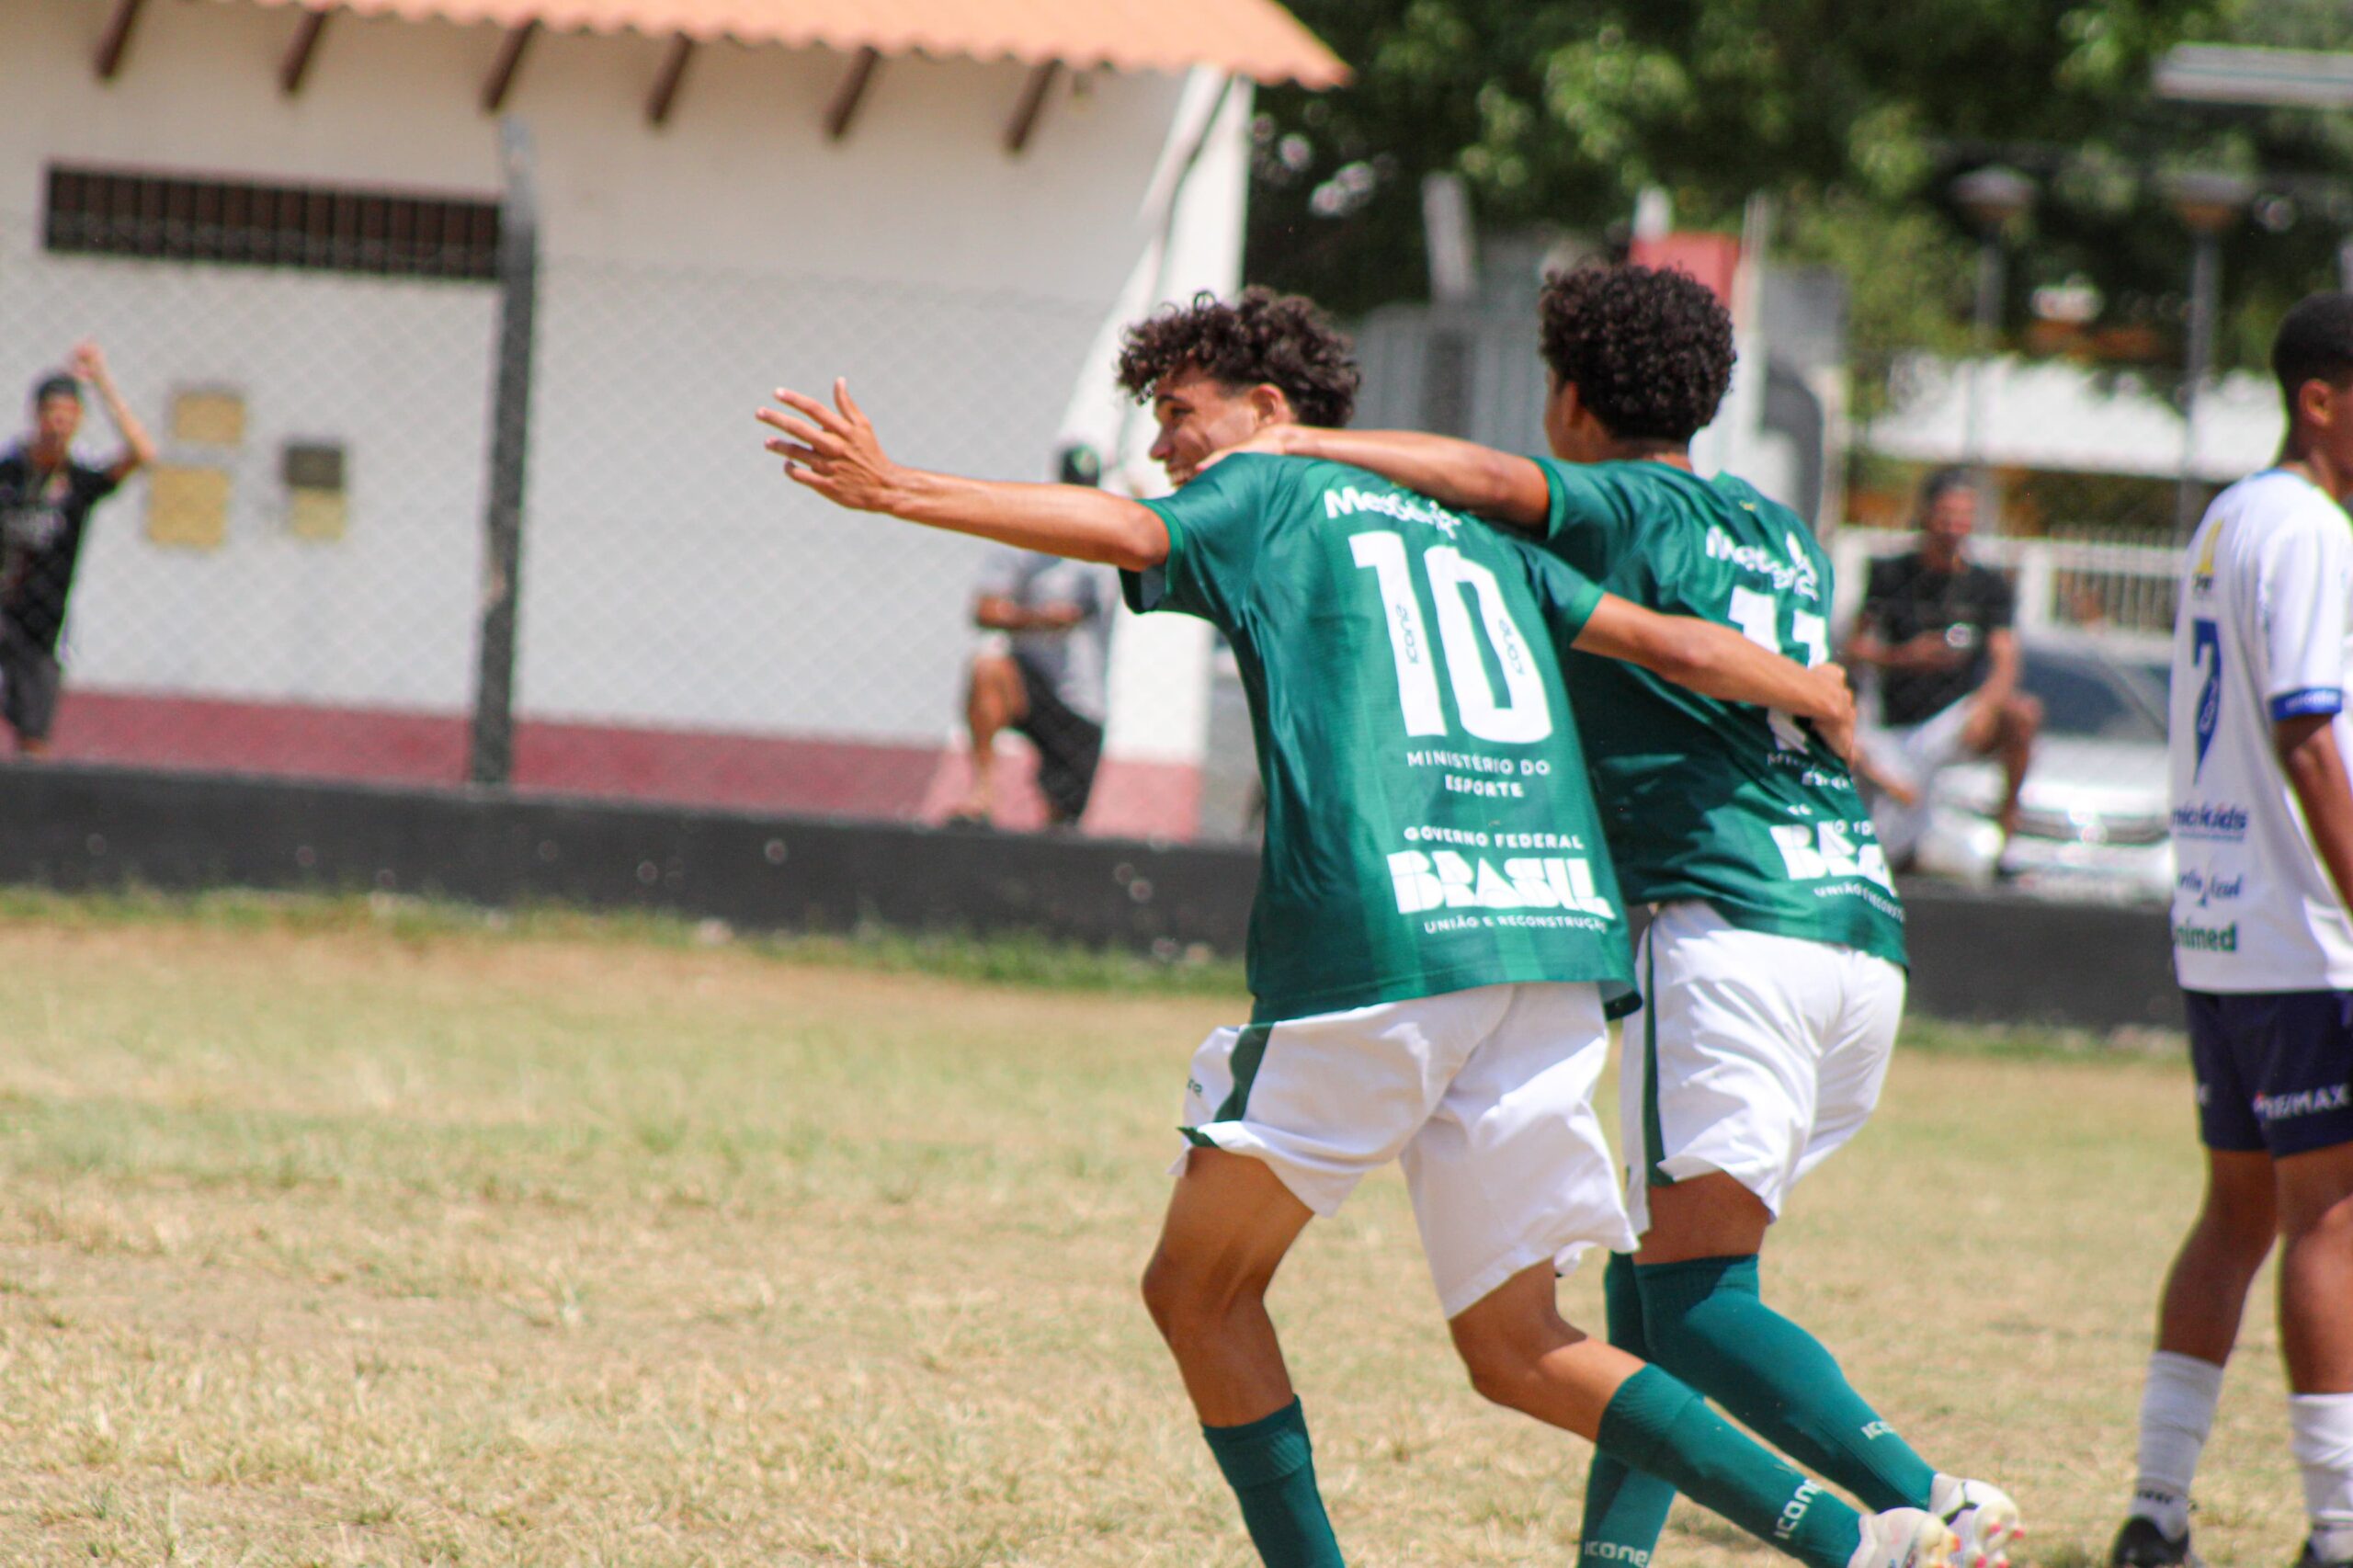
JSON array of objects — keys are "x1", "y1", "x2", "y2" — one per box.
[{"x1": 1728, "y1": 585, "x2": 1827, "y2": 751}]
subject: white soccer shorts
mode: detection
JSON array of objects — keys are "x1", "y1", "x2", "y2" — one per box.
[
  {"x1": 1176, "y1": 981, "x2": 1635, "y2": 1318},
  {"x1": 1621, "y1": 901, "x2": 1907, "y2": 1236}
]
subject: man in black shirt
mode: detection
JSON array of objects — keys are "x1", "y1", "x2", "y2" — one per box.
[
  {"x1": 0, "y1": 343, "x2": 153, "y2": 755},
  {"x1": 1847, "y1": 468, "x2": 2042, "y2": 862}
]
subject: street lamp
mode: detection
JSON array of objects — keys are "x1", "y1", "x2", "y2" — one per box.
[
  {"x1": 1951, "y1": 166, "x2": 2034, "y2": 531},
  {"x1": 2165, "y1": 170, "x2": 2253, "y2": 540}
]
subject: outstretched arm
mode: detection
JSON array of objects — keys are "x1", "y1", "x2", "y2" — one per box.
[
  {"x1": 759, "y1": 381, "x2": 1167, "y2": 571},
  {"x1": 1574, "y1": 594, "x2": 1857, "y2": 760},
  {"x1": 1218, "y1": 425, "x2": 1549, "y2": 530}
]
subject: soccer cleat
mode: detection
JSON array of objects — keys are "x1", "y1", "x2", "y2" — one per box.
[
  {"x1": 2292, "y1": 1538, "x2": 2353, "y2": 1568},
  {"x1": 2109, "y1": 1514, "x2": 2205, "y2": 1568},
  {"x1": 1929, "y1": 1475, "x2": 2025, "y2": 1568},
  {"x1": 1850, "y1": 1507, "x2": 1961, "y2": 1568}
]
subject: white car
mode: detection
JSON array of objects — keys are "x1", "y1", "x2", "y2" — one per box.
[{"x1": 1887, "y1": 633, "x2": 2175, "y2": 903}]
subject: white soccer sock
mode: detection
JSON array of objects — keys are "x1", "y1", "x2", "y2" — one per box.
[
  {"x1": 2129, "y1": 1350, "x2": 2226, "y2": 1539},
  {"x1": 2291, "y1": 1392, "x2": 2353, "y2": 1562}
]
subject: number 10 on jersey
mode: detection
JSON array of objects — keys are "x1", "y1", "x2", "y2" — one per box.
[{"x1": 1351, "y1": 530, "x2": 1553, "y2": 744}]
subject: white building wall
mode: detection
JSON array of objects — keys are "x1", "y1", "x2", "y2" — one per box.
[
  {"x1": 7, "y1": 242, "x2": 494, "y2": 707},
  {"x1": 0, "y1": 0, "x2": 1218, "y2": 751}
]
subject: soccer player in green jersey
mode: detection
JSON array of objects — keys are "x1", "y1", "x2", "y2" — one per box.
[
  {"x1": 756, "y1": 287, "x2": 1959, "y2": 1568},
  {"x1": 1212, "y1": 266, "x2": 2024, "y2": 1567}
]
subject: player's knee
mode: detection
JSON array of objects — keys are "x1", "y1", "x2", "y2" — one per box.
[
  {"x1": 2276, "y1": 1163, "x2": 2353, "y2": 1244},
  {"x1": 1446, "y1": 1312, "x2": 1552, "y2": 1414},
  {"x1": 968, "y1": 656, "x2": 1017, "y2": 712},
  {"x1": 2009, "y1": 693, "x2": 2043, "y2": 739},
  {"x1": 2196, "y1": 1152, "x2": 2279, "y2": 1238},
  {"x1": 2203, "y1": 1184, "x2": 2276, "y2": 1234},
  {"x1": 1138, "y1": 1253, "x2": 1188, "y2": 1338},
  {"x1": 1454, "y1": 1335, "x2": 1537, "y2": 1412},
  {"x1": 1139, "y1": 1250, "x2": 1256, "y2": 1348}
]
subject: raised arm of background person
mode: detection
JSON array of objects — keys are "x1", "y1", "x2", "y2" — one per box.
[
  {"x1": 2279, "y1": 715, "x2": 2353, "y2": 917},
  {"x1": 1574, "y1": 594, "x2": 1857, "y2": 759},
  {"x1": 70, "y1": 342, "x2": 153, "y2": 483},
  {"x1": 1216, "y1": 424, "x2": 1550, "y2": 530},
  {"x1": 759, "y1": 381, "x2": 1167, "y2": 570}
]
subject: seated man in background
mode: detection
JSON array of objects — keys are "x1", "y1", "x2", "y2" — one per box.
[
  {"x1": 1846, "y1": 468, "x2": 2040, "y2": 867},
  {"x1": 950, "y1": 445, "x2": 1114, "y2": 828}
]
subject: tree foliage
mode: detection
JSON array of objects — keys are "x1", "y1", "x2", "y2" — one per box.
[{"x1": 1246, "y1": 0, "x2": 2353, "y2": 387}]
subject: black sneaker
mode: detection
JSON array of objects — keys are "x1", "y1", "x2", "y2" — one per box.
[{"x1": 2110, "y1": 1516, "x2": 2205, "y2": 1568}]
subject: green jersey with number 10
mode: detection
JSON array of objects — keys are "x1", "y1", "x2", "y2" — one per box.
[
  {"x1": 1538, "y1": 460, "x2": 1906, "y2": 966},
  {"x1": 1124, "y1": 454, "x2": 1635, "y2": 1023}
]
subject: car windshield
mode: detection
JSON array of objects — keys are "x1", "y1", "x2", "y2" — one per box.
[{"x1": 2019, "y1": 646, "x2": 2168, "y2": 744}]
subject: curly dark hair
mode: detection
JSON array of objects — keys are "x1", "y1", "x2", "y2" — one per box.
[
  {"x1": 1115, "y1": 287, "x2": 1359, "y2": 428},
  {"x1": 1538, "y1": 263, "x2": 1735, "y2": 445}
]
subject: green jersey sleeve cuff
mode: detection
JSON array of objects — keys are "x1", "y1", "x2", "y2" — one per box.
[
  {"x1": 1540, "y1": 458, "x2": 1601, "y2": 543},
  {"x1": 1121, "y1": 502, "x2": 1188, "y2": 614},
  {"x1": 1553, "y1": 569, "x2": 1606, "y2": 642}
]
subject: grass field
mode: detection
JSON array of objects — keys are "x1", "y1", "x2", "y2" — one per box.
[{"x1": 0, "y1": 892, "x2": 2311, "y2": 1566}]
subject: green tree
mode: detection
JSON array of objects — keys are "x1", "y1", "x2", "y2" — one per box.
[{"x1": 1247, "y1": 0, "x2": 2353, "y2": 392}]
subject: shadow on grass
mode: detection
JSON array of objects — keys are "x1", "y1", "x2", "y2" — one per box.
[
  {"x1": 0, "y1": 882, "x2": 1250, "y2": 998},
  {"x1": 0, "y1": 883, "x2": 2188, "y2": 1061}
]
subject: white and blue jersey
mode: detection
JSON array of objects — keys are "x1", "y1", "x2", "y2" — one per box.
[{"x1": 2170, "y1": 468, "x2": 2353, "y2": 993}]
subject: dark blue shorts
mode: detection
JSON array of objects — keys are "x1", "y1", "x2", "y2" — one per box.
[{"x1": 2184, "y1": 989, "x2": 2353, "y2": 1157}]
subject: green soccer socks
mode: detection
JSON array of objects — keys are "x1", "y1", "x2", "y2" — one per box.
[
  {"x1": 1597, "y1": 1364, "x2": 1867, "y2": 1568},
  {"x1": 1580, "y1": 1253, "x2": 1682, "y2": 1562},
  {"x1": 1635, "y1": 1254, "x2": 1938, "y2": 1514},
  {"x1": 1201, "y1": 1397, "x2": 1346, "y2": 1568}
]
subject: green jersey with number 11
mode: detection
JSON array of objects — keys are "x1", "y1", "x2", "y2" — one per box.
[
  {"x1": 1539, "y1": 460, "x2": 1906, "y2": 966},
  {"x1": 1124, "y1": 454, "x2": 1635, "y2": 1023}
]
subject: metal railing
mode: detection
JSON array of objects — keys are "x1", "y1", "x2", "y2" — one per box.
[{"x1": 1828, "y1": 526, "x2": 2181, "y2": 645}]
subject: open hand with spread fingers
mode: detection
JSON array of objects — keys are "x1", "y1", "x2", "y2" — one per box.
[{"x1": 757, "y1": 379, "x2": 904, "y2": 513}]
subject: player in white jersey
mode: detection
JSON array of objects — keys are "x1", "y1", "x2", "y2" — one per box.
[{"x1": 2112, "y1": 293, "x2": 2353, "y2": 1568}]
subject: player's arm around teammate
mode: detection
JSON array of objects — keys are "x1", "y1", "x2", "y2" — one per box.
[
  {"x1": 759, "y1": 383, "x2": 1855, "y2": 749},
  {"x1": 1208, "y1": 420, "x2": 1862, "y2": 763}
]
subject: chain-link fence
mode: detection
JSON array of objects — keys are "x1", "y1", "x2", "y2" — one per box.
[
  {"x1": 6, "y1": 186, "x2": 2215, "y2": 853},
  {"x1": 0, "y1": 201, "x2": 1247, "y2": 844}
]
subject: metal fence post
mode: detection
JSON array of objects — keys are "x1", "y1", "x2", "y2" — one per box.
[{"x1": 469, "y1": 118, "x2": 539, "y2": 787}]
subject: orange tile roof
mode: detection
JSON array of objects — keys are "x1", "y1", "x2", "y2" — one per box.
[{"x1": 235, "y1": 0, "x2": 1348, "y2": 86}]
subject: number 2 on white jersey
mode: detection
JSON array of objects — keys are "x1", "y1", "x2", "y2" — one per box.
[
  {"x1": 1351, "y1": 530, "x2": 1552, "y2": 744},
  {"x1": 1728, "y1": 585, "x2": 1825, "y2": 751}
]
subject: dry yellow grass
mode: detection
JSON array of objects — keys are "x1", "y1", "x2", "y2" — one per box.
[{"x1": 0, "y1": 901, "x2": 2309, "y2": 1565}]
